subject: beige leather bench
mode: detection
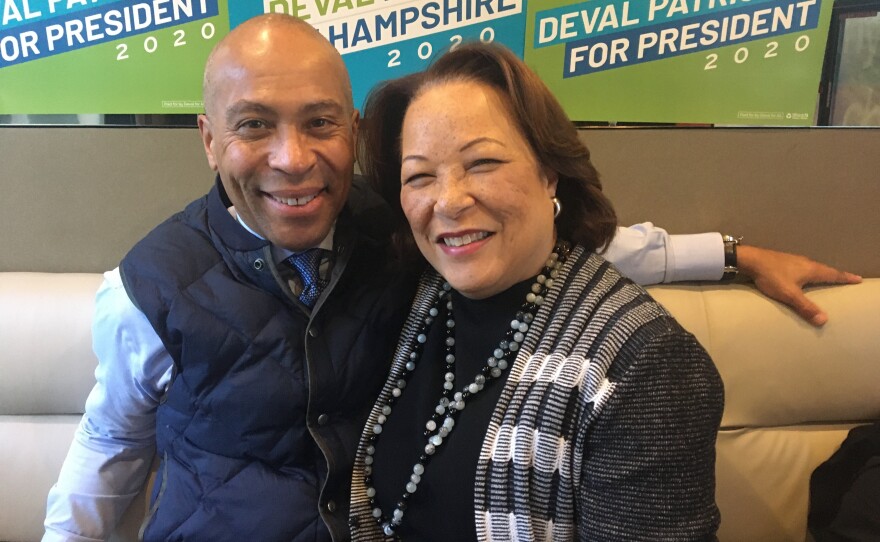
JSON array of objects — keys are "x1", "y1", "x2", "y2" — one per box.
[{"x1": 2, "y1": 272, "x2": 878, "y2": 541}]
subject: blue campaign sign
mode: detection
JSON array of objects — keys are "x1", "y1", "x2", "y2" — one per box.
[
  {"x1": 226, "y1": 0, "x2": 526, "y2": 110},
  {"x1": 343, "y1": 12, "x2": 525, "y2": 110}
]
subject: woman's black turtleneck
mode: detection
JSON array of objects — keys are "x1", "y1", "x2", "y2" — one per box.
[{"x1": 370, "y1": 278, "x2": 533, "y2": 541}]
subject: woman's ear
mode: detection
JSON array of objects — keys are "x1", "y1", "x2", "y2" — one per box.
[{"x1": 542, "y1": 166, "x2": 559, "y2": 198}]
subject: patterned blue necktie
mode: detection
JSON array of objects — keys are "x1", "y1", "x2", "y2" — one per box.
[{"x1": 285, "y1": 248, "x2": 328, "y2": 308}]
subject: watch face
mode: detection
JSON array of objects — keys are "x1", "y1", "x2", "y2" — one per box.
[{"x1": 723, "y1": 235, "x2": 743, "y2": 245}]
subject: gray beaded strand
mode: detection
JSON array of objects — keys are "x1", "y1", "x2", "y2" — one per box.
[{"x1": 362, "y1": 242, "x2": 570, "y2": 538}]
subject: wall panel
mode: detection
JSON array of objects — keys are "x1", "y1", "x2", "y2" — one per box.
[{"x1": 2, "y1": 127, "x2": 877, "y2": 276}]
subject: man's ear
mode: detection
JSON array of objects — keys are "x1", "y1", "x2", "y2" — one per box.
[
  {"x1": 197, "y1": 114, "x2": 219, "y2": 172},
  {"x1": 350, "y1": 108, "x2": 360, "y2": 142}
]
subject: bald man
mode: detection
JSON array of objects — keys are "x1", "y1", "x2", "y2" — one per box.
[
  {"x1": 43, "y1": 13, "x2": 859, "y2": 542},
  {"x1": 44, "y1": 16, "x2": 411, "y2": 542}
]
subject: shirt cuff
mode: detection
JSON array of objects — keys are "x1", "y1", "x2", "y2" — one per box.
[{"x1": 665, "y1": 233, "x2": 725, "y2": 283}]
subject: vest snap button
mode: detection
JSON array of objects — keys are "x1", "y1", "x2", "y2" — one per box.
[
  {"x1": 252, "y1": 258, "x2": 265, "y2": 271},
  {"x1": 317, "y1": 413, "x2": 329, "y2": 425},
  {"x1": 325, "y1": 500, "x2": 337, "y2": 513},
  {"x1": 309, "y1": 327, "x2": 320, "y2": 337}
]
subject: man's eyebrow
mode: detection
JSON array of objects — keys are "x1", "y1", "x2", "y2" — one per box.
[
  {"x1": 224, "y1": 100, "x2": 347, "y2": 124},
  {"x1": 300, "y1": 100, "x2": 347, "y2": 116},
  {"x1": 225, "y1": 101, "x2": 275, "y2": 124}
]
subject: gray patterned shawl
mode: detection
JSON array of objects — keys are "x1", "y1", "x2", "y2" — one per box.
[{"x1": 350, "y1": 247, "x2": 722, "y2": 542}]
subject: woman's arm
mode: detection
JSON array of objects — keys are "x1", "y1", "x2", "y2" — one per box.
[{"x1": 577, "y1": 323, "x2": 723, "y2": 541}]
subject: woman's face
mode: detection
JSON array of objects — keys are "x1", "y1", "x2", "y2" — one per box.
[{"x1": 400, "y1": 80, "x2": 558, "y2": 299}]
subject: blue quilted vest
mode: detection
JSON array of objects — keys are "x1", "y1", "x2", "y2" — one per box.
[{"x1": 120, "y1": 178, "x2": 413, "y2": 541}]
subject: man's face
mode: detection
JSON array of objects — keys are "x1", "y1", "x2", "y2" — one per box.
[{"x1": 198, "y1": 28, "x2": 358, "y2": 252}]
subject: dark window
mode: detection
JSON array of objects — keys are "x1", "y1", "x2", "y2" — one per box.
[{"x1": 818, "y1": 0, "x2": 880, "y2": 125}]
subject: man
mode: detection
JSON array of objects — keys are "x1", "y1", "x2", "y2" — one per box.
[
  {"x1": 43, "y1": 14, "x2": 859, "y2": 542},
  {"x1": 46, "y1": 15, "x2": 407, "y2": 542}
]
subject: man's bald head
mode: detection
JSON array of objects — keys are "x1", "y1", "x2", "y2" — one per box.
[{"x1": 202, "y1": 14, "x2": 353, "y2": 117}]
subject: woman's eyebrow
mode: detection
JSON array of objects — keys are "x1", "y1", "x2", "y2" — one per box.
[
  {"x1": 402, "y1": 154, "x2": 427, "y2": 164},
  {"x1": 459, "y1": 137, "x2": 504, "y2": 152}
]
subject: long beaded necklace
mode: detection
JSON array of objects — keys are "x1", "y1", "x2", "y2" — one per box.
[{"x1": 362, "y1": 241, "x2": 570, "y2": 538}]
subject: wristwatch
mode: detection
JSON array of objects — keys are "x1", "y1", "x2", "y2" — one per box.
[{"x1": 721, "y1": 234, "x2": 742, "y2": 281}]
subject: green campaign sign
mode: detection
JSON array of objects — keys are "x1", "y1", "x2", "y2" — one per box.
[
  {"x1": 0, "y1": 0, "x2": 833, "y2": 125},
  {"x1": 0, "y1": 0, "x2": 224, "y2": 114},
  {"x1": 524, "y1": 0, "x2": 834, "y2": 125}
]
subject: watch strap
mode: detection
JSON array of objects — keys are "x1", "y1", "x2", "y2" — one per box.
[{"x1": 722, "y1": 234, "x2": 742, "y2": 281}]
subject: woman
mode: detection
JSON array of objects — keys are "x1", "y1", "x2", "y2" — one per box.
[{"x1": 350, "y1": 43, "x2": 723, "y2": 541}]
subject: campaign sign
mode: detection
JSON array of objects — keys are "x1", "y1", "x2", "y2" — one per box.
[
  {"x1": 0, "y1": 0, "x2": 525, "y2": 114},
  {"x1": 0, "y1": 0, "x2": 834, "y2": 124},
  {"x1": 524, "y1": 0, "x2": 835, "y2": 125},
  {"x1": 228, "y1": 0, "x2": 526, "y2": 112},
  {"x1": 0, "y1": 0, "x2": 224, "y2": 114}
]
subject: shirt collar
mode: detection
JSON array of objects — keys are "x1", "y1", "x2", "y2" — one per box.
[{"x1": 228, "y1": 206, "x2": 335, "y2": 265}]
